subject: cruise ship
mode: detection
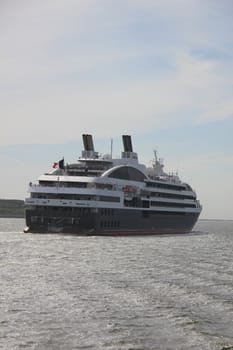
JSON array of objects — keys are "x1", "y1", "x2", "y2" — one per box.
[{"x1": 24, "y1": 134, "x2": 202, "y2": 234}]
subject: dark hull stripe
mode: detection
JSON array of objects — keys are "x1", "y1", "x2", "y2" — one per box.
[{"x1": 24, "y1": 207, "x2": 200, "y2": 235}]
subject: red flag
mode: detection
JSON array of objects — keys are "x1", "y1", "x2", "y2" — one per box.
[{"x1": 52, "y1": 159, "x2": 64, "y2": 169}]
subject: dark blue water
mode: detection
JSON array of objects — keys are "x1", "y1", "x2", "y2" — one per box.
[{"x1": 0, "y1": 218, "x2": 233, "y2": 350}]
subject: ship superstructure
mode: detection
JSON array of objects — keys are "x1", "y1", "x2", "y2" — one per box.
[{"x1": 24, "y1": 134, "x2": 202, "y2": 234}]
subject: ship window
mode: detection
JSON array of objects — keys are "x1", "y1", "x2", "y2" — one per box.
[
  {"x1": 146, "y1": 181, "x2": 186, "y2": 191},
  {"x1": 150, "y1": 192, "x2": 196, "y2": 200},
  {"x1": 108, "y1": 166, "x2": 146, "y2": 182},
  {"x1": 99, "y1": 196, "x2": 120, "y2": 202},
  {"x1": 150, "y1": 201, "x2": 196, "y2": 208},
  {"x1": 96, "y1": 183, "x2": 113, "y2": 190}
]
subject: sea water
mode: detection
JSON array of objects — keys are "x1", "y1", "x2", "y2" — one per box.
[{"x1": 0, "y1": 218, "x2": 233, "y2": 350}]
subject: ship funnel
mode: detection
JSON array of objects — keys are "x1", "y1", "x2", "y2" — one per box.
[
  {"x1": 122, "y1": 135, "x2": 133, "y2": 152},
  {"x1": 81, "y1": 134, "x2": 98, "y2": 159},
  {"x1": 121, "y1": 135, "x2": 138, "y2": 163},
  {"x1": 82, "y1": 134, "x2": 95, "y2": 151}
]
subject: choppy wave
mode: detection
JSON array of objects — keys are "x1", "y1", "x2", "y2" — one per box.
[{"x1": 0, "y1": 219, "x2": 233, "y2": 349}]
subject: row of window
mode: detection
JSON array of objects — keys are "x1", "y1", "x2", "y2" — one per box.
[
  {"x1": 38, "y1": 181, "x2": 116, "y2": 191},
  {"x1": 38, "y1": 179, "x2": 191, "y2": 195},
  {"x1": 150, "y1": 192, "x2": 195, "y2": 200},
  {"x1": 142, "y1": 210, "x2": 190, "y2": 217},
  {"x1": 150, "y1": 201, "x2": 197, "y2": 208},
  {"x1": 34, "y1": 206, "x2": 92, "y2": 214},
  {"x1": 29, "y1": 197, "x2": 196, "y2": 212},
  {"x1": 31, "y1": 193, "x2": 120, "y2": 202},
  {"x1": 29, "y1": 206, "x2": 115, "y2": 216},
  {"x1": 39, "y1": 180, "x2": 116, "y2": 190},
  {"x1": 39, "y1": 181, "x2": 87, "y2": 188},
  {"x1": 96, "y1": 183, "x2": 113, "y2": 190},
  {"x1": 30, "y1": 216, "x2": 77, "y2": 224},
  {"x1": 123, "y1": 199, "x2": 197, "y2": 209},
  {"x1": 100, "y1": 221, "x2": 120, "y2": 228},
  {"x1": 108, "y1": 166, "x2": 146, "y2": 182},
  {"x1": 146, "y1": 181, "x2": 186, "y2": 191},
  {"x1": 32, "y1": 191, "x2": 195, "y2": 204},
  {"x1": 100, "y1": 208, "x2": 114, "y2": 216}
]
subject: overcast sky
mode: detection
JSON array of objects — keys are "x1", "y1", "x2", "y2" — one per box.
[{"x1": 0, "y1": 0, "x2": 233, "y2": 219}]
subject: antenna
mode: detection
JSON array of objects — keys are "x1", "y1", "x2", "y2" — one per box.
[{"x1": 110, "y1": 138, "x2": 113, "y2": 158}]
